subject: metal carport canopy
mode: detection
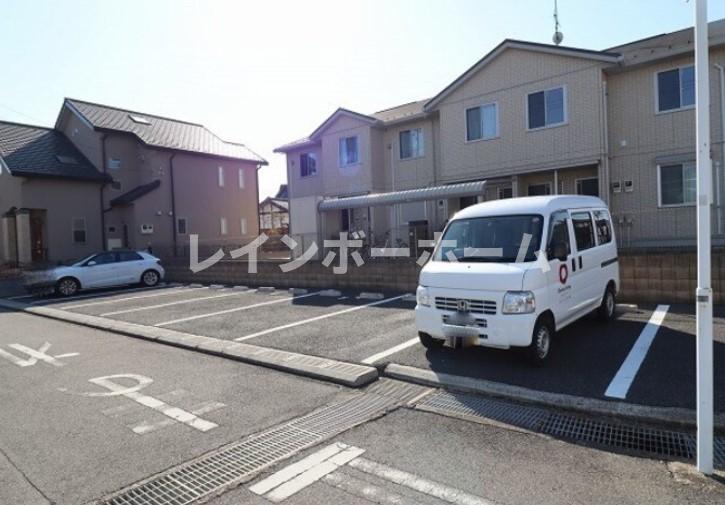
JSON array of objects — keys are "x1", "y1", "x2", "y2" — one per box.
[{"x1": 317, "y1": 180, "x2": 486, "y2": 211}]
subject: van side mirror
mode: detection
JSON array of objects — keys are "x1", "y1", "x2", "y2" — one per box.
[{"x1": 547, "y1": 242, "x2": 568, "y2": 262}]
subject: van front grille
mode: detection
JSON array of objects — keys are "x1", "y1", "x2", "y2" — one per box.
[{"x1": 435, "y1": 297, "x2": 496, "y2": 315}]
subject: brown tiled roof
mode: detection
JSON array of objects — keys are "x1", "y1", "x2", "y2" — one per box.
[
  {"x1": 65, "y1": 99, "x2": 267, "y2": 164},
  {"x1": 370, "y1": 99, "x2": 429, "y2": 122},
  {"x1": 0, "y1": 121, "x2": 107, "y2": 182}
]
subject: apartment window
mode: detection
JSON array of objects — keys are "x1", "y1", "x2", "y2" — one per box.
[
  {"x1": 176, "y1": 218, "x2": 188, "y2": 235},
  {"x1": 571, "y1": 212, "x2": 595, "y2": 251},
  {"x1": 111, "y1": 180, "x2": 122, "y2": 191},
  {"x1": 527, "y1": 87, "x2": 566, "y2": 129},
  {"x1": 593, "y1": 210, "x2": 612, "y2": 245},
  {"x1": 399, "y1": 128, "x2": 424, "y2": 159},
  {"x1": 218, "y1": 166, "x2": 225, "y2": 187},
  {"x1": 300, "y1": 152, "x2": 318, "y2": 177},
  {"x1": 240, "y1": 217, "x2": 247, "y2": 235},
  {"x1": 547, "y1": 210, "x2": 571, "y2": 257},
  {"x1": 466, "y1": 103, "x2": 498, "y2": 141},
  {"x1": 656, "y1": 66, "x2": 695, "y2": 112},
  {"x1": 338, "y1": 136, "x2": 359, "y2": 166},
  {"x1": 576, "y1": 178, "x2": 599, "y2": 197},
  {"x1": 659, "y1": 162, "x2": 696, "y2": 206},
  {"x1": 238, "y1": 168, "x2": 245, "y2": 189},
  {"x1": 220, "y1": 217, "x2": 228, "y2": 235},
  {"x1": 498, "y1": 187, "x2": 513, "y2": 199},
  {"x1": 528, "y1": 183, "x2": 551, "y2": 196},
  {"x1": 72, "y1": 218, "x2": 87, "y2": 244},
  {"x1": 107, "y1": 158, "x2": 121, "y2": 170}
]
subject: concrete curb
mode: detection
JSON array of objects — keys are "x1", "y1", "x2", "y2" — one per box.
[
  {"x1": 0, "y1": 299, "x2": 378, "y2": 388},
  {"x1": 384, "y1": 363, "x2": 725, "y2": 432}
]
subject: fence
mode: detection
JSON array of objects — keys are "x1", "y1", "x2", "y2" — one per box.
[{"x1": 162, "y1": 247, "x2": 725, "y2": 304}]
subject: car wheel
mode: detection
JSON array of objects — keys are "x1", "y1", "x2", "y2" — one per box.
[
  {"x1": 419, "y1": 332, "x2": 444, "y2": 350},
  {"x1": 597, "y1": 285, "x2": 616, "y2": 322},
  {"x1": 141, "y1": 270, "x2": 160, "y2": 287},
  {"x1": 56, "y1": 277, "x2": 80, "y2": 297},
  {"x1": 526, "y1": 317, "x2": 553, "y2": 366}
]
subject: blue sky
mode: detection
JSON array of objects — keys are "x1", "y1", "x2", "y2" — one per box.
[{"x1": 2, "y1": 0, "x2": 724, "y2": 199}]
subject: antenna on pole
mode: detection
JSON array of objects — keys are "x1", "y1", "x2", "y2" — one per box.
[{"x1": 552, "y1": 0, "x2": 564, "y2": 45}]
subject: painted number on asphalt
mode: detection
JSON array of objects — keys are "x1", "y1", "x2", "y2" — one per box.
[
  {"x1": 0, "y1": 342, "x2": 79, "y2": 367},
  {"x1": 77, "y1": 374, "x2": 224, "y2": 434}
]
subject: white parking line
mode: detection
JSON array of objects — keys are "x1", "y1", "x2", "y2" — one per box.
[
  {"x1": 234, "y1": 295, "x2": 405, "y2": 342},
  {"x1": 5, "y1": 294, "x2": 35, "y2": 300},
  {"x1": 30, "y1": 285, "x2": 165, "y2": 305},
  {"x1": 100, "y1": 290, "x2": 253, "y2": 317},
  {"x1": 250, "y1": 443, "x2": 348, "y2": 496},
  {"x1": 63, "y1": 286, "x2": 205, "y2": 309},
  {"x1": 262, "y1": 445, "x2": 366, "y2": 503},
  {"x1": 361, "y1": 337, "x2": 420, "y2": 365},
  {"x1": 154, "y1": 292, "x2": 322, "y2": 327},
  {"x1": 604, "y1": 304, "x2": 670, "y2": 399},
  {"x1": 348, "y1": 457, "x2": 494, "y2": 505}
]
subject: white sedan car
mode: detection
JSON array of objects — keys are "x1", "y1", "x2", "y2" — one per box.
[{"x1": 24, "y1": 250, "x2": 165, "y2": 297}]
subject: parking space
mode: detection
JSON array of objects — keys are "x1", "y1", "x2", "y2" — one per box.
[
  {"x1": 0, "y1": 310, "x2": 345, "y2": 505},
  {"x1": 5, "y1": 284, "x2": 724, "y2": 413}
]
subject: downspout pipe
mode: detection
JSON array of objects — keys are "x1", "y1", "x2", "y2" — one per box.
[
  {"x1": 169, "y1": 154, "x2": 177, "y2": 256},
  {"x1": 714, "y1": 63, "x2": 725, "y2": 235},
  {"x1": 100, "y1": 134, "x2": 108, "y2": 250}
]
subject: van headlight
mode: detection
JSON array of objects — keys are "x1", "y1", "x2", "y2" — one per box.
[
  {"x1": 502, "y1": 291, "x2": 535, "y2": 314},
  {"x1": 416, "y1": 286, "x2": 431, "y2": 307}
]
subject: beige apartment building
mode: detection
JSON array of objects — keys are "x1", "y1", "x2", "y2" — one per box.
[
  {"x1": 0, "y1": 99, "x2": 266, "y2": 265},
  {"x1": 276, "y1": 19, "x2": 725, "y2": 254}
]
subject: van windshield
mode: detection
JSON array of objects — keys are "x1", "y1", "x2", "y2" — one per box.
[{"x1": 435, "y1": 214, "x2": 543, "y2": 263}]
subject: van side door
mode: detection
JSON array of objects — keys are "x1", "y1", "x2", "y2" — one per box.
[
  {"x1": 545, "y1": 210, "x2": 576, "y2": 327},
  {"x1": 569, "y1": 210, "x2": 600, "y2": 315}
]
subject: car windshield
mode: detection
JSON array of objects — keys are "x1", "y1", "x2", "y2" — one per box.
[
  {"x1": 69, "y1": 254, "x2": 97, "y2": 266},
  {"x1": 435, "y1": 214, "x2": 543, "y2": 263}
]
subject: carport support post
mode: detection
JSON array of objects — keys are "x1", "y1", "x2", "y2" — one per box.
[{"x1": 694, "y1": 0, "x2": 714, "y2": 475}]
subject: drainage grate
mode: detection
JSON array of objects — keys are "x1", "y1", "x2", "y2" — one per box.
[
  {"x1": 714, "y1": 439, "x2": 725, "y2": 468},
  {"x1": 417, "y1": 390, "x2": 724, "y2": 468},
  {"x1": 540, "y1": 414, "x2": 695, "y2": 460},
  {"x1": 100, "y1": 393, "x2": 400, "y2": 505},
  {"x1": 417, "y1": 390, "x2": 547, "y2": 431},
  {"x1": 363, "y1": 378, "x2": 434, "y2": 404}
]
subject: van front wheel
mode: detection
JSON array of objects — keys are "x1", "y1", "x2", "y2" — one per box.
[
  {"x1": 419, "y1": 332, "x2": 444, "y2": 350},
  {"x1": 526, "y1": 318, "x2": 553, "y2": 366}
]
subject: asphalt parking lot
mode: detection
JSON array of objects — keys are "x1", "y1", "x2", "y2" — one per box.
[{"x1": 5, "y1": 283, "x2": 725, "y2": 412}]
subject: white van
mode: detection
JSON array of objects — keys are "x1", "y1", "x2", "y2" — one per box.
[{"x1": 415, "y1": 195, "x2": 619, "y2": 364}]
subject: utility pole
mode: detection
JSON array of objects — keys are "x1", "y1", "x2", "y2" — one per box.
[{"x1": 694, "y1": 0, "x2": 714, "y2": 475}]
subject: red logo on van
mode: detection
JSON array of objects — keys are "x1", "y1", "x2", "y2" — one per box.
[{"x1": 559, "y1": 264, "x2": 568, "y2": 284}]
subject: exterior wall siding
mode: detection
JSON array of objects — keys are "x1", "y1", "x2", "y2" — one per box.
[
  {"x1": 435, "y1": 49, "x2": 606, "y2": 182},
  {"x1": 607, "y1": 47, "x2": 725, "y2": 247}
]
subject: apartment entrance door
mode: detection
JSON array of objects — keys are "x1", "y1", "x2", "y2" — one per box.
[{"x1": 29, "y1": 210, "x2": 47, "y2": 262}]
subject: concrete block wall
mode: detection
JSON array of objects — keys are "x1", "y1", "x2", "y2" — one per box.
[
  {"x1": 618, "y1": 249, "x2": 725, "y2": 304},
  {"x1": 164, "y1": 249, "x2": 725, "y2": 304},
  {"x1": 164, "y1": 258, "x2": 422, "y2": 293}
]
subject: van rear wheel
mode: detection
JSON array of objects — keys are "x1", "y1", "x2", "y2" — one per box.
[
  {"x1": 526, "y1": 318, "x2": 553, "y2": 366},
  {"x1": 597, "y1": 285, "x2": 616, "y2": 322}
]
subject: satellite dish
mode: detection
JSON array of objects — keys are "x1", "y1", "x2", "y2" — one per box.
[{"x1": 553, "y1": 31, "x2": 564, "y2": 45}]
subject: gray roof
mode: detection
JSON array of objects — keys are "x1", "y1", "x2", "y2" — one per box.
[
  {"x1": 318, "y1": 180, "x2": 486, "y2": 211},
  {"x1": 64, "y1": 99, "x2": 267, "y2": 164},
  {"x1": 370, "y1": 99, "x2": 429, "y2": 123},
  {"x1": 0, "y1": 121, "x2": 107, "y2": 182}
]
